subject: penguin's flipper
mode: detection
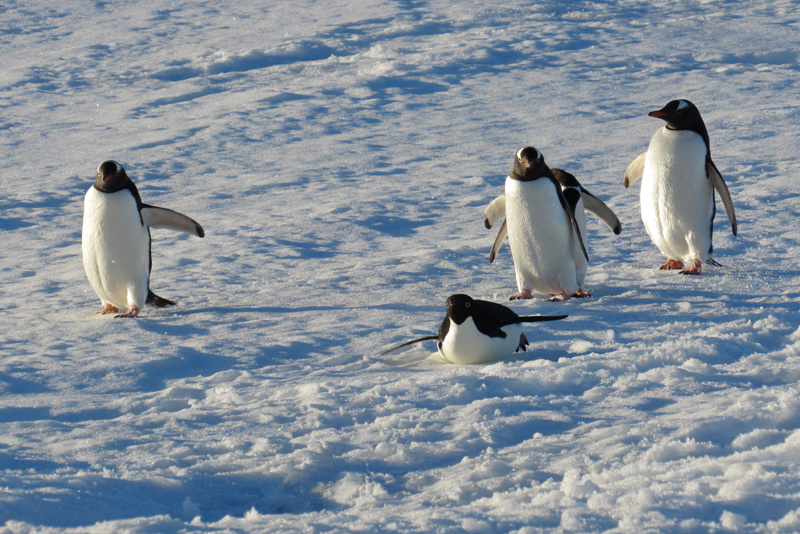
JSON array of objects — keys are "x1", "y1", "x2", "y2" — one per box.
[
  {"x1": 381, "y1": 335, "x2": 439, "y2": 355},
  {"x1": 706, "y1": 160, "x2": 738, "y2": 236},
  {"x1": 141, "y1": 205, "x2": 205, "y2": 237},
  {"x1": 624, "y1": 151, "x2": 647, "y2": 188},
  {"x1": 483, "y1": 194, "x2": 506, "y2": 229},
  {"x1": 555, "y1": 186, "x2": 590, "y2": 262},
  {"x1": 581, "y1": 189, "x2": 622, "y2": 234},
  {"x1": 489, "y1": 219, "x2": 508, "y2": 263},
  {"x1": 513, "y1": 314, "x2": 568, "y2": 324}
]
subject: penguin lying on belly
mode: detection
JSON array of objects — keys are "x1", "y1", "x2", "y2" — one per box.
[
  {"x1": 624, "y1": 99, "x2": 737, "y2": 274},
  {"x1": 82, "y1": 160, "x2": 205, "y2": 318},
  {"x1": 484, "y1": 167, "x2": 621, "y2": 298},
  {"x1": 381, "y1": 294, "x2": 567, "y2": 365}
]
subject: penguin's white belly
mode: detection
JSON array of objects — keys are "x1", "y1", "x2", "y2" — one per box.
[
  {"x1": 82, "y1": 188, "x2": 150, "y2": 309},
  {"x1": 505, "y1": 177, "x2": 579, "y2": 296},
  {"x1": 640, "y1": 128, "x2": 714, "y2": 262},
  {"x1": 438, "y1": 317, "x2": 521, "y2": 365}
]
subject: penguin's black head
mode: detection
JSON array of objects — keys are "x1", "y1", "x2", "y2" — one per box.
[
  {"x1": 510, "y1": 146, "x2": 549, "y2": 181},
  {"x1": 94, "y1": 160, "x2": 130, "y2": 193},
  {"x1": 445, "y1": 294, "x2": 475, "y2": 325},
  {"x1": 648, "y1": 99, "x2": 704, "y2": 131}
]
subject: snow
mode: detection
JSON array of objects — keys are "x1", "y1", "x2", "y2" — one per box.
[{"x1": 1, "y1": 0, "x2": 800, "y2": 532}]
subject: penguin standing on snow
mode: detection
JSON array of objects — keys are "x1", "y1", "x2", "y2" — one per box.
[
  {"x1": 624, "y1": 99, "x2": 737, "y2": 274},
  {"x1": 484, "y1": 167, "x2": 621, "y2": 291},
  {"x1": 82, "y1": 160, "x2": 205, "y2": 318},
  {"x1": 489, "y1": 147, "x2": 589, "y2": 301},
  {"x1": 381, "y1": 294, "x2": 567, "y2": 365},
  {"x1": 552, "y1": 168, "x2": 621, "y2": 289}
]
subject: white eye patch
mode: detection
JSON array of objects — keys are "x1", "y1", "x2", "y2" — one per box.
[
  {"x1": 96, "y1": 160, "x2": 123, "y2": 174},
  {"x1": 516, "y1": 147, "x2": 541, "y2": 162}
]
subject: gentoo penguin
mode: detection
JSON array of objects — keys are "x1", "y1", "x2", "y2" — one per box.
[
  {"x1": 82, "y1": 160, "x2": 205, "y2": 318},
  {"x1": 624, "y1": 99, "x2": 737, "y2": 274},
  {"x1": 489, "y1": 147, "x2": 589, "y2": 301},
  {"x1": 484, "y1": 168, "x2": 621, "y2": 290},
  {"x1": 381, "y1": 294, "x2": 567, "y2": 364}
]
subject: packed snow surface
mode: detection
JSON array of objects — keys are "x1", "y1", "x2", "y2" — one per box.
[{"x1": 2, "y1": 1, "x2": 800, "y2": 532}]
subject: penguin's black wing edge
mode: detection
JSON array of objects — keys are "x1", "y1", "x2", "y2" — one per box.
[
  {"x1": 706, "y1": 158, "x2": 737, "y2": 236},
  {"x1": 381, "y1": 335, "x2": 439, "y2": 355}
]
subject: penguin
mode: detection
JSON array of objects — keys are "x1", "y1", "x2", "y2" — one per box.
[
  {"x1": 484, "y1": 168, "x2": 621, "y2": 290},
  {"x1": 82, "y1": 160, "x2": 205, "y2": 318},
  {"x1": 624, "y1": 99, "x2": 737, "y2": 274},
  {"x1": 381, "y1": 294, "x2": 567, "y2": 365},
  {"x1": 489, "y1": 147, "x2": 589, "y2": 301}
]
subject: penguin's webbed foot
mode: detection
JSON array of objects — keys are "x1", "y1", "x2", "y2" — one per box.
[
  {"x1": 679, "y1": 259, "x2": 703, "y2": 275},
  {"x1": 509, "y1": 289, "x2": 534, "y2": 300},
  {"x1": 572, "y1": 289, "x2": 591, "y2": 299},
  {"x1": 659, "y1": 259, "x2": 685, "y2": 270},
  {"x1": 114, "y1": 306, "x2": 140, "y2": 318},
  {"x1": 98, "y1": 304, "x2": 119, "y2": 315},
  {"x1": 547, "y1": 291, "x2": 572, "y2": 302},
  {"x1": 516, "y1": 333, "x2": 529, "y2": 352}
]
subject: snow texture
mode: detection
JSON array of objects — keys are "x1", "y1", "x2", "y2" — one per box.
[{"x1": 1, "y1": 0, "x2": 800, "y2": 532}]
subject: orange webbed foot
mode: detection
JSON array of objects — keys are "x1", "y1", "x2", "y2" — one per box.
[
  {"x1": 114, "y1": 306, "x2": 140, "y2": 318},
  {"x1": 679, "y1": 259, "x2": 703, "y2": 275},
  {"x1": 659, "y1": 259, "x2": 685, "y2": 270},
  {"x1": 510, "y1": 289, "x2": 534, "y2": 300}
]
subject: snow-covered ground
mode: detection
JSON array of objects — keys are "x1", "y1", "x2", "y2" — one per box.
[{"x1": 2, "y1": 1, "x2": 800, "y2": 532}]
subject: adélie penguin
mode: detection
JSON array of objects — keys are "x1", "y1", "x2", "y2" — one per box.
[
  {"x1": 624, "y1": 99, "x2": 737, "y2": 274},
  {"x1": 381, "y1": 294, "x2": 567, "y2": 365},
  {"x1": 82, "y1": 160, "x2": 205, "y2": 318},
  {"x1": 488, "y1": 147, "x2": 590, "y2": 301},
  {"x1": 484, "y1": 167, "x2": 621, "y2": 292}
]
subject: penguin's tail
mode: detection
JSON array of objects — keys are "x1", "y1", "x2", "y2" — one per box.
[
  {"x1": 146, "y1": 290, "x2": 176, "y2": 308},
  {"x1": 705, "y1": 258, "x2": 723, "y2": 267}
]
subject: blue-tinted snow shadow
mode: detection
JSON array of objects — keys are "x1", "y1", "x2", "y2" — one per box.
[
  {"x1": 272, "y1": 237, "x2": 340, "y2": 259},
  {"x1": 0, "y1": 369, "x2": 50, "y2": 394},
  {"x1": 0, "y1": 471, "x2": 329, "y2": 528},
  {"x1": 133, "y1": 346, "x2": 238, "y2": 392},
  {"x1": 0, "y1": 406, "x2": 119, "y2": 424},
  {"x1": 148, "y1": 42, "x2": 337, "y2": 81},
  {"x1": 355, "y1": 213, "x2": 438, "y2": 237},
  {"x1": 0, "y1": 217, "x2": 35, "y2": 230}
]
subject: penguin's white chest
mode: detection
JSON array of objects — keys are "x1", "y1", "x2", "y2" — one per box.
[
  {"x1": 640, "y1": 127, "x2": 714, "y2": 261},
  {"x1": 82, "y1": 187, "x2": 150, "y2": 308},
  {"x1": 438, "y1": 317, "x2": 521, "y2": 365},
  {"x1": 504, "y1": 178, "x2": 578, "y2": 295}
]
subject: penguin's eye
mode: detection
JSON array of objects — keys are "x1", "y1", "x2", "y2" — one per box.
[{"x1": 464, "y1": 302, "x2": 471, "y2": 308}]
